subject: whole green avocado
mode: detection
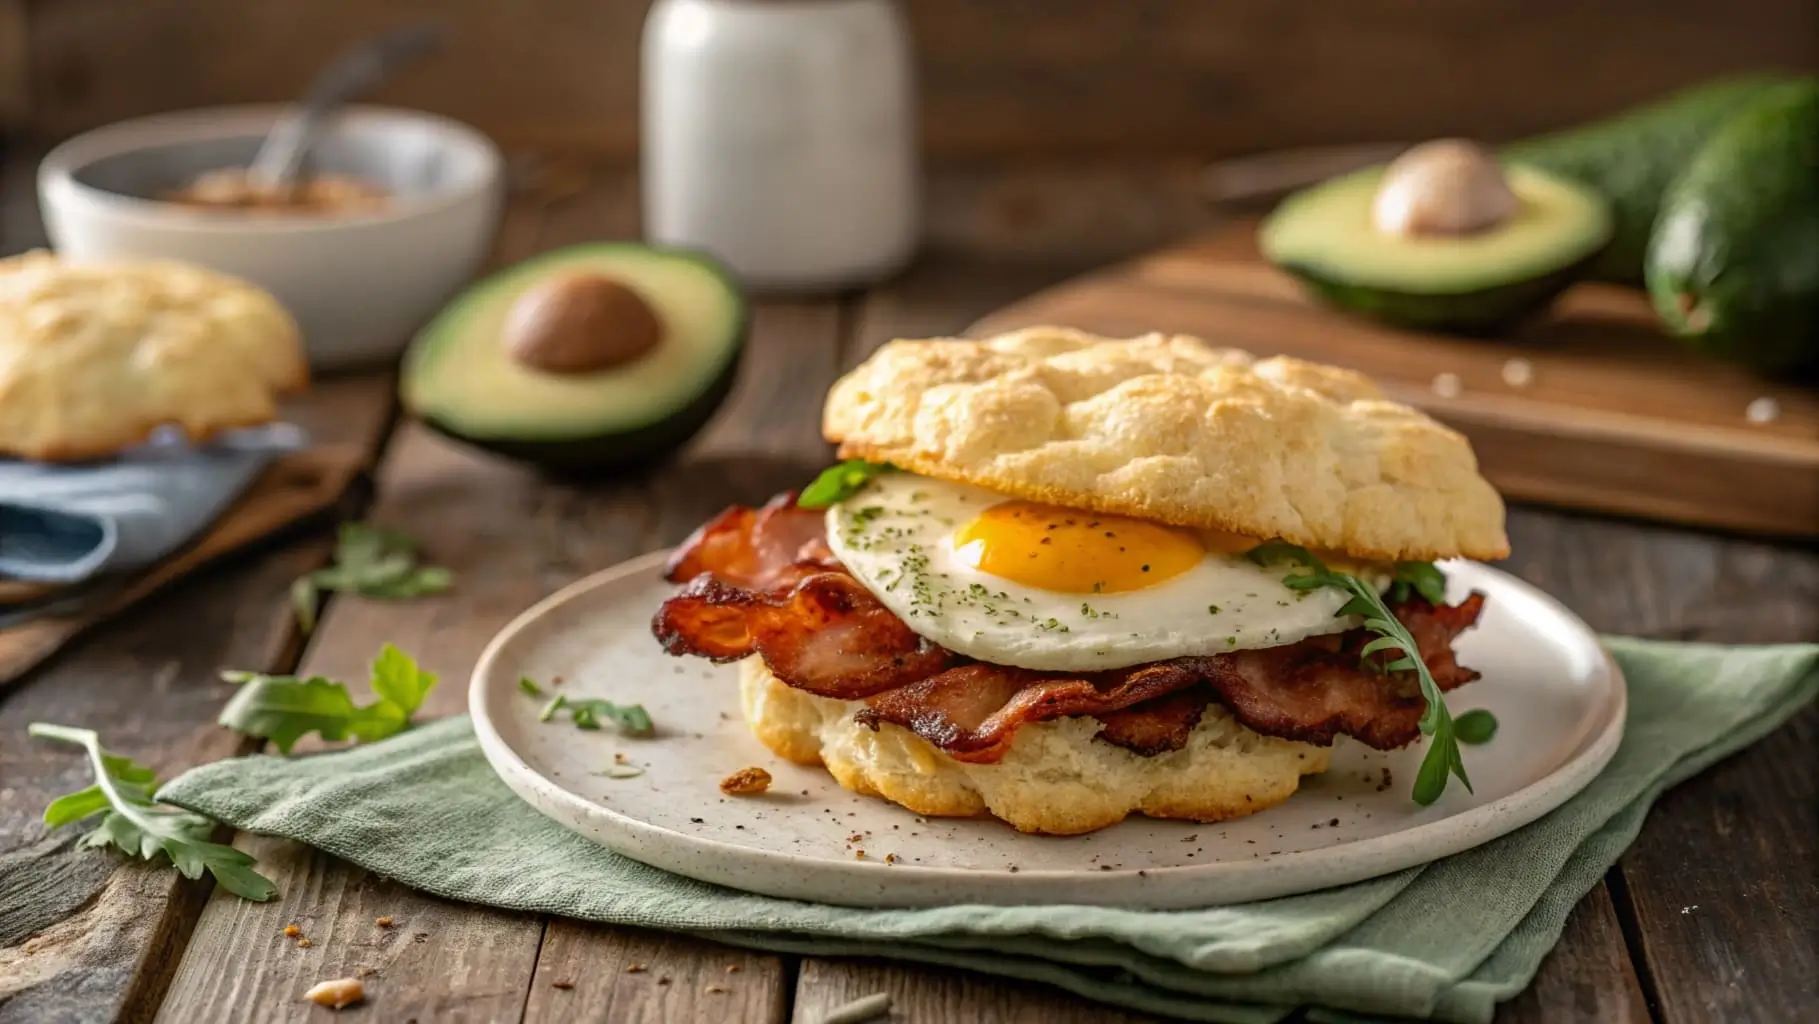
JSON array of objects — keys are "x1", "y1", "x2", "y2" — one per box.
[
  {"x1": 1506, "y1": 75, "x2": 1792, "y2": 283},
  {"x1": 1646, "y1": 81, "x2": 1819, "y2": 376}
]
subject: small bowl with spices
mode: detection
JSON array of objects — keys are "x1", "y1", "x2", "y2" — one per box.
[{"x1": 38, "y1": 104, "x2": 504, "y2": 370}]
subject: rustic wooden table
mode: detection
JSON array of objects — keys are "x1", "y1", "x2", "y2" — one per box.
[{"x1": 2, "y1": 154, "x2": 1814, "y2": 1024}]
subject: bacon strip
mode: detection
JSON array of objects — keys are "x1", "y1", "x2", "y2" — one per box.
[{"x1": 655, "y1": 496, "x2": 1487, "y2": 762}]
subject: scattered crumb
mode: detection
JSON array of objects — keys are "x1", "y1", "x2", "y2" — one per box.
[
  {"x1": 1328, "y1": 817, "x2": 1340, "y2": 827},
  {"x1": 884, "y1": 853, "x2": 898, "y2": 865},
  {"x1": 626, "y1": 964, "x2": 648, "y2": 974},
  {"x1": 552, "y1": 675, "x2": 565, "y2": 686},
  {"x1": 1099, "y1": 865, "x2": 1112, "y2": 872},
  {"x1": 854, "y1": 849, "x2": 866, "y2": 859},
  {"x1": 1431, "y1": 371, "x2": 1463, "y2": 399},
  {"x1": 726, "y1": 964, "x2": 742, "y2": 974},
  {"x1": 304, "y1": 978, "x2": 364, "y2": 1009},
  {"x1": 354, "y1": 967, "x2": 377, "y2": 979},
  {"x1": 1500, "y1": 357, "x2": 1534, "y2": 388},
  {"x1": 689, "y1": 817, "x2": 705, "y2": 824},
  {"x1": 657, "y1": 976, "x2": 672, "y2": 986},
  {"x1": 552, "y1": 979, "x2": 575, "y2": 990},
  {"x1": 614, "y1": 752, "x2": 631, "y2": 764},
  {"x1": 297, "y1": 938, "x2": 314, "y2": 949},
  {"x1": 1008, "y1": 865, "x2": 1020, "y2": 873},
  {"x1": 282, "y1": 924, "x2": 301, "y2": 938},
  {"x1": 1179, "y1": 834, "x2": 1198, "y2": 843},
  {"x1": 375, "y1": 916, "x2": 395, "y2": 928},
  {"x1": 707, "y1": 984, "x2": 727, "y2": 994},
  {"x1": 1681, "y1": 905, "x2": 1699, "y2": 915},
  {"x1": 1746, "y1": 396, "x2": 1781, "y2": 424},
  {"x1": 820, "y1": 991, "x2": 893, "y2": 1024}
]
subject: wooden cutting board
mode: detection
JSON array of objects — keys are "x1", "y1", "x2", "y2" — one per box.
[{"x1": 969, "y1": 220, "x2": 1819, "y2": 538}]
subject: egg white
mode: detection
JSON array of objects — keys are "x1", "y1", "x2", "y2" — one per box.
[{"x1": 826, "y1": 474, "x2": 1375, "y2": 672}]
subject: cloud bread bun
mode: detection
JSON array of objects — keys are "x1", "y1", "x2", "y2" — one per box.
[
  {"x1": 740, "y1": 657, "x2": 1329, "y2": 835},
  {"x1": 823, "y1": 326, "x2": 1508, "y2": 562},
  {"x1": 0, "y1": 251, "x2": 306, "y2": 461}
]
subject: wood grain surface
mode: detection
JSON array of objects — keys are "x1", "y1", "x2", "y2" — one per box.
[
  {"x1": 10, "y1": 0, "x2": 1817, "y2": 155},
  {"x1": 971, "y1": 220, "x2": 1819, "y2": 539},
  {"x1": 2, "y1": 153, "x2": 1813, "y2": 1024}
]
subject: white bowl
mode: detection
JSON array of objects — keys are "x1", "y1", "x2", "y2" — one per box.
[{"x1": 38, "y1": 105, "x2": 504, "y2": 371}]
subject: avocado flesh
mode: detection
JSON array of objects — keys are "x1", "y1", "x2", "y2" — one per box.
[
  {"x1": 1261, "y1": 164, "x2": 1612, "y2": 332},
  {"x1": 1506, "y1": 74, "x2": 1793, "y2": 284},
  {"x1": 403, "y1": 244, "x2": 747, "y2": 471},
  {"x1": 1647, "y1": 80, "x2": 1819, "y2": 376}
]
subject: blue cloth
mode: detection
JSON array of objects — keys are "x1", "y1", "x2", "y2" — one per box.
[{"x1": 0, "y1": 425, "x2": 306, "y2": 584}]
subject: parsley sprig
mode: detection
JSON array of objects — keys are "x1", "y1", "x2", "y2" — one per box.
[
  {"x1": 219, "y1": 644, "x2": 438, "y2": 753},
  {"x1": 1248, "y1": 541, "x2": 1496, "y2": 805},
  {"x1": 27, "y1": 724, "x2": 279, "y2": 901},
  {"x1": 798, "y1": 460, "x2": 893, "y2": 509},
  {"x1": 292, "y1": 524, "x2": 454, "y2": 632}
]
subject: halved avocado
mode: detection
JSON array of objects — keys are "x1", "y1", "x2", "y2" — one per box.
[
  {"x1": 402, "y1": 244, "x2": 746, "y2": 473},
  {"x1": 1261, "y1": 156, "x2": 1612, "y2": 333}
]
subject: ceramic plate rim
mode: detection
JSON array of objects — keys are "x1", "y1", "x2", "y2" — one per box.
[{"x1": 470, "y1": 550, "x2": 1627, "y2": 908}]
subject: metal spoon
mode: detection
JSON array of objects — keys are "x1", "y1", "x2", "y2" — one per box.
[{"x1": 246, "y1": 22, "x2": 448, "y2": 193}]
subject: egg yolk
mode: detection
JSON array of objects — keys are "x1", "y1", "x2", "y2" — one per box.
[{"x1": 953, "y1": 501, "x2": 1205, "y2": 594}]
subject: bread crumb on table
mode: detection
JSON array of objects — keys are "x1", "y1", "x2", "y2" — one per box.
[
  {"x1": 375, "y1": 916, "x2": 395, "y2": 928},
  {"x1": 304, "y1": 978, "x2": 365, "y2": 1009},
  {"x1": 282, "y1": 924, "x2": 301, "y2": 938},
  {"x1": 625, "y1": 963, "x2": 648, "y2": 974},
  {"x1": 552, "y1": 979, "x2": 576, "y2": 990},
  {"x1": 719, "y1": 766, "x2": 773, "y2": 796},
  {"x1": 296, "y1": 938, "x2": 314, "y2": 948}
]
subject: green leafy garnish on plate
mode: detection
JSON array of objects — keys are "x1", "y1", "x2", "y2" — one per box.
[
  {"x1": 1247, "y1": 541, "x2": 1495, "y2": 805},
  {"x1": 798, "y1": 460, "x2": 893, "y2": 509},
  {"x1": 218, "y1": 644, "x2": 438, "y2": 753},
  {"x1": 27, "y1": 723, "x2": 278, "y2": 901},
  {"x1": 292, "y1": 523, "x2": 454, "y2": 632},
  {"x1": 536, "y1": 693, "x2": 654, "y2": 735}
]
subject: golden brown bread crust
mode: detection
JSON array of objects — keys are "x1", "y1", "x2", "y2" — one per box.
[
  {"x1": 0, "y1": 251, "x2": 307, "y2": 461},
  {"x1": 739, "y1": 657, "x2": 1330, "y2": 835},
  {"x1": 823, "y1": 326, "x2": 1509, "y2": 561}
]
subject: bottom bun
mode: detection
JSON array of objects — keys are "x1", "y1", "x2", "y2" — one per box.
[{"x1": 738, "y1": 657, "x2": 1331, "y2": 835}]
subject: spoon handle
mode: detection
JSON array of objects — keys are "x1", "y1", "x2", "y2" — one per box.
[{"x1": 248, "y1": 22, "x2": 448, "y2": 189}]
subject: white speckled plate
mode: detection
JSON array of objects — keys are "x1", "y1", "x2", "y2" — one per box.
[{"x1": 470, "y1": 552, "x2": 1625, "y2": 909}]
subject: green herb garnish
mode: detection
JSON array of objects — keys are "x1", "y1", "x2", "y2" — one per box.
[
  {"x1": 1454, "y1": 709, "x2": 1499, "y2": 745},
  {"x1": 292, "y1": 524, "x2": 454, "y2": 632},
  {"x1": 1387, "y1": 560, "x2": 1449, "y2": 606},
  {"x1": 1248, "y1": 541, "x2": 1493, "y2": 805},
  {"x1": 518, "y1": 677, "x2": 544, "y2": 697},
  {"x1": 536, "y1": 694, "x2": 654, "y2": 735},
  {"x1": 218, "y1": 644, "x2": 438, "y2": 753},
  {"x1": 27, "y1": 723, "x2": 278, "y2": 901},
  {"x1": 798, "y1": 460, "x2": 893, "y2": 508}
]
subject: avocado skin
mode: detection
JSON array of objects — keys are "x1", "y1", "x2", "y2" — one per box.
[
  {"x1": 418, "y1": 339, "x2": 745, "y2": 476},
  {"x1": 1506, "y1": 75, "x2": 1792, "y2": 284},
  {"x1": 1646, "y1": 81, "x2": 1819, "y2": 377},
  {"x1": 1281, "y1": 252, "x2": 1598, "y2": 335}
]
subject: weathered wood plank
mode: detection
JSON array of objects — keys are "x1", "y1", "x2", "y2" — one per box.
[
  {"x1": 1501, "y1": 886, "x2": 1650, "y2": 1024},
  {"x1": 21, "y1": 0, "x2": 1819, "y2": 157},
  {"x1": 1617, "y1": 706, "x2": 1817, "y2": 1024},
  {"x1": 0, "y1": 376, "x2": 396, "y2": 1024},
  {"x1": 524, "y1": 924, "x2": 788, "y2": 1024},
  {"x1": 792, "y1": 957, "x2": 1166, "y2": 1023}
]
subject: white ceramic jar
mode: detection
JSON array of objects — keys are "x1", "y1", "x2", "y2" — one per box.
[{"x1": 642, "y1": 0, "x2": 918, "y2": 292}]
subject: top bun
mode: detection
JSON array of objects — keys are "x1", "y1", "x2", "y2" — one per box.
[{"x1": 823, "y1": 326, "x2": 1507, "y2": 562}]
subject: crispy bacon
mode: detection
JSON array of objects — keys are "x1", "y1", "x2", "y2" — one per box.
[
  {"x1": 655, "y1": 497, "x2": 1487, "y2": 763},
  {"x1": 1094, "y1": 690, "x2": 1216, "y2": 757}
]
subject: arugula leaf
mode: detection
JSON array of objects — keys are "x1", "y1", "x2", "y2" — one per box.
[
  {"x1": 219, "y1": 645, "x2": 438, "y2": 753},
  {"x1": 798, "y1": 460, "x2": 892, "y2": 509},
  {"x1": 1248, "y1": 541, "x2": 1496, "y2": 805},
  {"x1": 1454, "y1": 709, "x2": 1499, "y2": 745},
  {"x1": 27, "y1": 723, "x2": 278, "y2": 901},
  {"x1": 1388, "y1": 561, "x2": 1449, "y2": 606},
  {"x1": 292, "y1": 523, "x2": 454, "y2": 632},
  {"x1": 536, "y1": 694, "x2": 654, "y2": 736}
]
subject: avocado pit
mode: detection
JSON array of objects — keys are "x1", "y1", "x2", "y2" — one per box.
[
  {"x1": 1371, "y1": 139, "x2": 1519, "y2": 238},
  {"x1": 504, "y1": 273, "x2": 664, "y2": 375}
]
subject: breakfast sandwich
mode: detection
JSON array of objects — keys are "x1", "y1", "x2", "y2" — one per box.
[{"x1": 653, "y1": 327, "x2": 1508, "y2": 834}]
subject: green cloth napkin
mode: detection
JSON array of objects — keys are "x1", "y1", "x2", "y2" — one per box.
[{"x1": 159, "y1": 639, "x2": 1817, "y2": 1023}]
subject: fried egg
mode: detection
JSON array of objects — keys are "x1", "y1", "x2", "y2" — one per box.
[{"x1": 826, "y1": 473, "x2": 1382, "y2": 672}]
